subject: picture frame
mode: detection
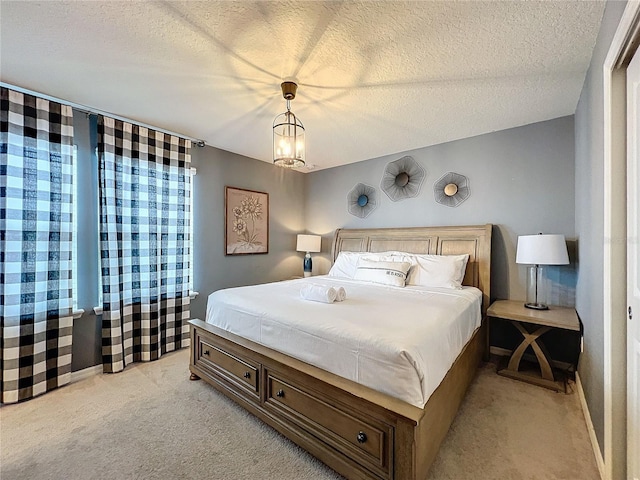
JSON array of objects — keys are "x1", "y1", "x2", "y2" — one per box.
[{"x1": 225, "y1": 186, "x2": 269, "y2": 255}]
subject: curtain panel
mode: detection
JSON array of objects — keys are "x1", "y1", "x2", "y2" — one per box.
[
  {"x1": 0, "y1": 87, "x2": 74, "y2": 403},
  {"x1": 98, "y1": 116, "x2": 191, "y2": 373}
]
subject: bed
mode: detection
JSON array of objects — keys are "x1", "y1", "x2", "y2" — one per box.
[{"x1": 189, "y1": 224, "x2": 492, "y2": 480}]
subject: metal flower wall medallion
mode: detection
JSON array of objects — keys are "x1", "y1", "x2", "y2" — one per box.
[
  {"x1": 434, "y1": 172, "x2": 470, "y2": 207},
  {"x1": 380, "y1": 156, "x2": 426, "y2": 201},
  {"x1": 347, "y1": 183, "x2": 377, "y2": 218}
]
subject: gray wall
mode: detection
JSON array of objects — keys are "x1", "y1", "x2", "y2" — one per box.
[
  {"x1": 574, "y1": 0, "x2": 627, "y2": 459},
  {"x1": 305, "y1": 116, "x2": 577, "y2": 305},
  {"x1": 189, "y1": 147, "x2": 305, "y2": 321}
]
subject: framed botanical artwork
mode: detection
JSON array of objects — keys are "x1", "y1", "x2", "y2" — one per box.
[{"x1": 225, "y1": 186, "x2": 269, "y2": 255}]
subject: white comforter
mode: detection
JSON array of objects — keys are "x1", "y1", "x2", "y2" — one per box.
[{"x1": 205, "y1": 276, "x2": 482, "y2": 408}]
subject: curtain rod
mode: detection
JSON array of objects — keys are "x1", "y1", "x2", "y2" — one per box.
[{"x1": 0, "y1": 81, "x2": 206, "y2": 147}]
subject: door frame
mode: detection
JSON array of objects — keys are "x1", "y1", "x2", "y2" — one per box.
[{"x1": 604, "y1": 3, "x2": 640, "y2": 479}]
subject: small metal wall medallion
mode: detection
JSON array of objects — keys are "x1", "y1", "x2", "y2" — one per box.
[
  {"x1": 380, "y1": 156, "x2": 426, "y2": 202},
  {"x1": 434, "y1": 172, "x2": 470, "y2": 207},
  {"x1": 347, "y1": 183, "x2": 378, "y2": 218}
]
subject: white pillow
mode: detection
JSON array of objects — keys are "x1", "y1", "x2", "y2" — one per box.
[
  {"x1": 405, "y1": 254, "x2": 469, "y2": 289},
  {"x1": 327, "y1": 251, "x2": 363, "y2": 279},
  {"x1": 328, "y1": 251, "x2": 388, "y2": 279},
  {"x1": 353, "y1": 259, "x2": 412, "y2": 287}
]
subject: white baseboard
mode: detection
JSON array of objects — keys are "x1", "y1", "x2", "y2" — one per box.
[
  {"x1": 70, "y1": 364, "x2": 103, "y2": 383},
  {"x1": 576, "y1": 372, "x2": 606, "y2": 480}
]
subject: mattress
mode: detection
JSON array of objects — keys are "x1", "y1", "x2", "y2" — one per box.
[{"x1": 205, "y1": 276, "x2": 482, "y2": 408}]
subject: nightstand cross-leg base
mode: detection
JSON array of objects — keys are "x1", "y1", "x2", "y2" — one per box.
[{"x1": 498, "y1": 320, "x2": 564, "y2": 392}]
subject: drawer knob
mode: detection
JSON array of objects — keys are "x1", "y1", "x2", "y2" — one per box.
[
  {"x1": 276, "y1": 389, "x2": 285, "y2": 398},
  {"x1": 203, "y1": 349, "x2": 210, "y2": 356},
  {"x1": 243, "y1": 371, "x2": 251, "y2": 379},
  {"x1": 357, "y1": 431, "x2": 367, "y2": 444}
]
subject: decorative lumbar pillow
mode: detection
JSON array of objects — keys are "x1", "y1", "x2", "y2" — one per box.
[
  {"x1": 405, "y1": 254, "x2": 469, "y2": 289},
  {"x1": 354, "y1": 259, "x2": 412, "y2": 287}
]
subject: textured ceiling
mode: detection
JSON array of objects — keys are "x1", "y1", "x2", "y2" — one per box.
[{"x1": 0, "y1": 1, "x2": 605, "y2": 171}]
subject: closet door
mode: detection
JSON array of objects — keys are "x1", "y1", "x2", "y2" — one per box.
[{"x1": 627, "y1": 43, "x2": 640, "y2": 480}]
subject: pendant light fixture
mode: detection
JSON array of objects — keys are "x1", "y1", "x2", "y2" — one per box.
[{"x1": 273, "y1": 81, "x2": 305, "y2": 168}]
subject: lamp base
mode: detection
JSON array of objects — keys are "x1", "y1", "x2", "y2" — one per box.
[
  {"x1": 524, "y1": 302, "x2": 549, "y2": 310},
  {"x1": 525, "y1": 265, "x2": 549, "y2": 311},
  {"x1": 303, "y1": 253, "x2": 312, "y2": 277}
]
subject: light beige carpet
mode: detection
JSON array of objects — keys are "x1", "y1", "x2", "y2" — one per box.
[{"x1": 0, "y1": 349, "x2": 599, "y2": 480}]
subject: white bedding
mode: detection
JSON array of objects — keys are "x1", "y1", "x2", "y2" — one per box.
[{"x1": 205, "y1": 276, "x2": 482, "y2": 408}]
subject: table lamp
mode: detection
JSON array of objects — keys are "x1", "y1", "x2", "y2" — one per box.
[
  {"x1": 296, "y1": 234, "x2": 321, "y2": 277},
  {"x1": 516, "y1": 233, "x2": 569, "y2": 310}
]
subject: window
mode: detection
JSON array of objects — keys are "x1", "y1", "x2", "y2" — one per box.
[
  {"x1": 93, "y1": 134, "x2": 196, "y2": 311},
  {"x1": 188, "y1": 167, "x2": 196, "y2": 296},
  {"x1": 72, "y1": 145, "x2": 78, "y2": 312}
]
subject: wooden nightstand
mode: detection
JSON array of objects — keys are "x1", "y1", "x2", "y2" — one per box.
[{"x1": 487, "y1": 299, "x2": 580, "y2": 392}]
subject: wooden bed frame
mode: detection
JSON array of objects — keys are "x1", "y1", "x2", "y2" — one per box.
[{"x1": 189, "y1": 224, "x2": 492, "y2": 480}]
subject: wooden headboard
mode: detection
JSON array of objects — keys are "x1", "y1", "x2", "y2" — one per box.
[{"x1": 331, "y1": 224, "x2": 492, "y2": 314}]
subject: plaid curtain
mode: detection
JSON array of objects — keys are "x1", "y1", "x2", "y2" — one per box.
[
  {"x1": 0, "y1": 88, "x2": 74, "y2": 403},
  {"x1": 98, "y1": 116, "x2": 191, "y2": 373}
]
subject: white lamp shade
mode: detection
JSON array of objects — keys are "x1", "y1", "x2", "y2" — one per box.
[
  {"x1": 516, "y1": 234, "x2": 569, "y2": 265},
  {"x1": 296, "y1": 234, "x2": 321, "y2": 253}
]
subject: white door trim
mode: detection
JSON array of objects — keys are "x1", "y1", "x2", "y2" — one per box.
[
  {"x1": 603, "y1": 3, "x2": 640, "y2": 479},
  {"x1": 627, "y1": 42, "x2": 640, "y2": 480}
]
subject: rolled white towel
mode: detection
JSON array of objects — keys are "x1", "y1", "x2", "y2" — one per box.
[
  {"x1": 311, "y1": 284, "x2": 346, "y2": 302},
  {"x1": 300, "y1": 284, "x2": 337, "y2": 304}
]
